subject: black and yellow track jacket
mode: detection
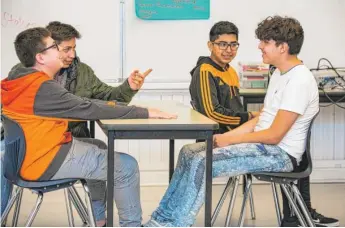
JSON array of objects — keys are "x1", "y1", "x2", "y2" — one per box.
[{"x1": 189, "y1": 57, "x2": 249, "y2": 133}]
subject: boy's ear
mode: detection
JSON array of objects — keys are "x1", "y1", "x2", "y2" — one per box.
[
  {"x1": 281, "y1": 42, "x2": 289, "y2": 54},
  {"x1": 35, "y1": 53, "x2": 44, "y2": 65},
  {"x1": 207, "y1": 41, "x2": 213, "y2": 52}
]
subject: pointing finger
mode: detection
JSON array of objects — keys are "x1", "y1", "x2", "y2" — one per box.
[{"x1": 142, "y1": 68, "x2": 153, "y2": 78}]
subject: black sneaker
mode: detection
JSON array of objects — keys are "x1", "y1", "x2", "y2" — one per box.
[
  {"x1": 310, "y1": 209, "x2": 339, "y2": 227},
  {"x1": 281, "y1": 216, "x2": 301, "y2": 227},
  {"x1": 281, "y1": 216, "x2": 326, "y2": 227}
]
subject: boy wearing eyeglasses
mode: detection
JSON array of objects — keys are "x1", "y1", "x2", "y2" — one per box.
[
  {"x1": 189, "y1": 21, "x2": 259, "y2": 134},
  {"x1": 1, "y1": 27, "x2": 176, "y2": 227}
]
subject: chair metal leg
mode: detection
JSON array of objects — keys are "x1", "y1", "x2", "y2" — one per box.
[
  {"x1": 248, "y1": 183, "x2": 256, "y2": 219},
  {"x1": 291, "y1": 184, "x2": 316, "y2": 227},
  {"x1": 281, "y1": 184, "x2": 307, "y2": 227},
  {"x1": 284, "y1": 182, "x2": 297, "y2": 217},
  {"x1": 238, "y1": 175, "x2": 253, "y2": 227},
  {"x1": 70, "y1": 186, "x2": 89, "y2": 220},
  {"x1": 12, "y1": 186, "x2": 23, "y2": 227},
  {"x1": 68, "y1": 187, "x2": 89, "y2": 225},
  {"x1": 64, "y1": 189, "x2": 75, "y2": 227},
  {"x1": 271, "y1": 183, "x2": 282, "y2": 226},
  {"x1": 25, "y1": 192, "x2": 43, "y2": 227},
  {"x1": 211, "y1": 177, "x2": 234, "y2": 226},
  {"x1": 81, "y1": 181, "x2": 96, "y2": 227},
  {"x1": 280, "y1": 184, "x2": 295, "y2": 218},
  {"x1": 225, "y1": 176, "x2": 240, "y2": 227},
  {"x1": 1, "y1": 187, "x2": 22, "y2": 226},
  {"x1": 291, "y1": 181, "x2": 297, "y2": 216}
]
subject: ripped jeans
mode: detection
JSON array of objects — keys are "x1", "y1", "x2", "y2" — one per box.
[{"x1": 145, "y1": 142, "x2": 294, "y2": 227}]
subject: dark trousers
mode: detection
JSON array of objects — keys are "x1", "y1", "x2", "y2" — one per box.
[
  {"x1": 281, "y1": 176, "x2": 312, "y2": 218},
  {"x1": 281, "y1": 152, "x2": 312, "y2": 219}
]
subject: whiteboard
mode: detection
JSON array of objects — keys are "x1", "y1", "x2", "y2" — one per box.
[
  {"x1": 1, "y1": 0, "x2": 121, "y2": 81},
  {"x1": 1, "y1": 0, "x2": 345, "y2": 84},
  {"x1": 124, "y1": 0, "x2": 345, "y2": 83}
]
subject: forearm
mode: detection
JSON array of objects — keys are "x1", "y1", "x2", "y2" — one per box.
[
  {"x1": 92, "y1": 78, "x2": 136, "y2": 103},
  {"x1": 216, "y1": 109, "x2": 301, "y2": 148},
  {"x1": 228, "y1": 128, "x2": 279, "y2": 145},
  {"x1": 223, "y1": 116, "x2": 259, "y2": 137},
  {"x1": 35, "y1": 81, "x2": 149, "y2": 120},
  {"x1": 109, "y1": 80, "x2": 137, "y2": 103}
]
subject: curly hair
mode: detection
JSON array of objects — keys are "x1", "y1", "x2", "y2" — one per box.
[
  {"x1": 46, "y1": 21, "x2": 81, "y2": 43},
  {"x1": 209, "y1": 21, "x2": 239, "y2": 41},
  {"x1": 255, "y1": 16, "x2": 304, "y2": 55}
]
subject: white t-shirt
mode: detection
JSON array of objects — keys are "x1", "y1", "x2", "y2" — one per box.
[{"x1": 254, "y1": 65, "x2": 319, "y2": 162}]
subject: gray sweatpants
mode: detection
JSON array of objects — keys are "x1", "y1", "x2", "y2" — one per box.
[{"x1": 51, "y1": 138, "x2": 142, "y2": 227}]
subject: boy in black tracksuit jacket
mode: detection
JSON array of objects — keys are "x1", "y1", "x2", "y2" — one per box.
[
  {"x1": 190, "y1": 56, "x2": 251, "y2": 133},
  {"x1": 189, "y1": 21, "x2": 257, "y2": 134}
]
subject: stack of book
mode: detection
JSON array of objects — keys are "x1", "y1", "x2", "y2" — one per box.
[{"x1": 238, "y1": 62, "x2": 269, "y2": 89}]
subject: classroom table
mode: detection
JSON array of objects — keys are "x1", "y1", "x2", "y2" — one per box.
[{"x1": 97, "y1": 101, "x2": 219, "y2": 227}]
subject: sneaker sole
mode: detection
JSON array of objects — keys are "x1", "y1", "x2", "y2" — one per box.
[{"x1": 316, "y1": 221, "x2": 340, "y2": 227}]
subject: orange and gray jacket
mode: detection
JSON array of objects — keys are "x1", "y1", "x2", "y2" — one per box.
[
  {"x1": 189, "y1": 57, "x2": 249, "y2": 133},
  {"x1": 1, "y1": 67, "x2": 148, "y2": 181},
  {"x1": 11, "y1": 58, "x2": 138, "y2": 138}
]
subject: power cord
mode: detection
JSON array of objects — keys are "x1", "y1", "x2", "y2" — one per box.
[
  {"x1": 310, "y1": 58, "x2": 345, "y2": 109},
  {"x1": 319, "y1": 87, "x2": 345, "y2": 109}
]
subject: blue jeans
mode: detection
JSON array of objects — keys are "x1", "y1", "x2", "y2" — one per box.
[
  {"x1": 52, "y1": 138, "x2": 142, "y2": 227},
  {"x1": 145, "y1": 142, "x2": 294, "y2": 227}
]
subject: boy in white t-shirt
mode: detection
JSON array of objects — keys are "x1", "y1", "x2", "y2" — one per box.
[
  {"x1": 145, "y1": 16, "x2": 321, "y2": 227},
  {"x1": 267, "y1": 66, "x2": 339, "y2": 227}
]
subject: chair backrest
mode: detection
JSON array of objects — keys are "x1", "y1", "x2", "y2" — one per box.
[
  {"x1": 254, "y1": 110, "x2": 320, "y2": 183},
  {"x1": 2, "y1": 115, "x2": 26, "y2": 184},
  {"x1": 2, "y1": 114, "x2": 79, "y2": 190},
  {"x1": 298, "y1": 110, "x2": 320, "y2": 176}
]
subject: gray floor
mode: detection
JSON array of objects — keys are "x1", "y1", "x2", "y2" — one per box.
[{"x1": 4, "y1": 183, "x2": 345, "y2": 227}]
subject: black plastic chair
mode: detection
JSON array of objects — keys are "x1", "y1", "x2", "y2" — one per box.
[
  {"x1": 0, "y1": 115, "x2": 96, "y2": 227},
  {"x1": 232, "y1": 111, "x2": 319, "y2": 227}
]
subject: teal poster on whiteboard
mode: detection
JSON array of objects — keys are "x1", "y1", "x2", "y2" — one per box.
[{"x1": 135, "y1": 0, "x2": 210, "y2": 20}]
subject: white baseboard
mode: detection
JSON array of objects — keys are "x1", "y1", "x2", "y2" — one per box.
[{"x1": 310, "y1": 168, "x2": 345, "y2": 183}]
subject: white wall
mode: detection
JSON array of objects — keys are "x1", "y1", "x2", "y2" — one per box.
[
  {"x1": 124, "y1": 0, "x2": 345, "y2": 83},
  {"x1": 1, "y1": 0, "x2": 121, "y2": 80},
  {"x1": 2, "y1": 0, "x2": 345, "y2": 83}
]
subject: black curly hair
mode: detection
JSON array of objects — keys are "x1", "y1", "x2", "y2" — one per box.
[{"x1": 255, "y1": 16, "x2": 304, "y2": 55}]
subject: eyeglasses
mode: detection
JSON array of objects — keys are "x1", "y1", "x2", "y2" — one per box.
[
  {"x1": 212, "y1": 41, "x2": 240, "y2": 51},
  {"x1": 39, "y1": 42, "x2": 59, "y2": 53}
]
